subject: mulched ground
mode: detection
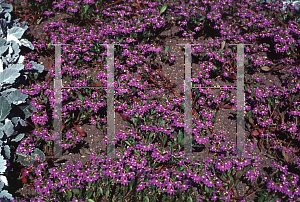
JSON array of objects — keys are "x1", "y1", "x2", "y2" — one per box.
[{"x1": 7, "y1": 0, "x2": 292, "y2": 200}]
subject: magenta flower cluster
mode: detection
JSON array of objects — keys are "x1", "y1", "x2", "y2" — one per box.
[{"x1": 12, "y1": 0, "x2": 300, "y2": 201}]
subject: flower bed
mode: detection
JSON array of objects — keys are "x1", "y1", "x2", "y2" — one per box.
[{"x1": 3, "y1": 0, "x2": 300, "y2": 201}]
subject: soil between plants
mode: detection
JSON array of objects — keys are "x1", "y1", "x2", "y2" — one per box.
[{"x1": 7, "y1": 0, "x2": 293, "y2": 201}]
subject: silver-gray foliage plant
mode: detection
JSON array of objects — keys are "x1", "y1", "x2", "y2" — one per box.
[{"x1": 0, "y1": 0, "x2": 45, "y2": 200}]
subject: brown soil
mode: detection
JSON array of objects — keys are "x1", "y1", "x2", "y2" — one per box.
[{"x1": 6, "y1": 0, "x2": 292, "y2": 201}]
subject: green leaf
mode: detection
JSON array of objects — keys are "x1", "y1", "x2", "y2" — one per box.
[
  {"x1": 98, "y1": 186, "x2": 103, "y2": 195},
  {"x1": 84, "y1": 4, "x2": 89, "y2": 14},
  {"x1": 282, "y1": 149, "x2": 287, "y2": 161},
  {"x1": 163, "y1": 136, "x2": 167, "y2": 146},
  {"x1": 187, "y1": 196, "x2": 193, "y2": 202},
  {"x1": 126, "y1": 121, "x2": 131, "y2": 127},
  {"x1": 160, "y1": 5, "x2": 167, "y2": 14},
  {"x1": 178, "y1": 131, "x2": 183, "y2": 144},
  {"x1": 259, "y1": 195, "x2": 266, "y2": 202},
  {"x1": 87, "y1": 189, "x2": 93, "y2": 198},
  {"x1": 211, "y1": 115, "x2": 217, "y2": 123},
  {"x1": 248, "y1": 110, "x2": 252, "y2": 119},
  {"x1": 287, "y1": 7, "x2": 293, "y2": 18},
  {"x1": 235, "y1": 170, "x2": 244, "y2": 179},
  {"x1": 266, "y1": 154, "x2": 274, "y2": 159},
  {"x1": 165, "y1": 46, "x2": 169, "y2": 53},
  {"x1": 104, "y1": 178, "x2": 108, "y2": 185},
  {"x1": 34, "y1": 72, "x2": 38, "y2": 80},
  {"x1": 0, "y1": 97, "x2": 11, "y2": 122},
  {"x1": 205, "y1": 186, "x2": 210, "y2": 194},
  {"x1": 151, "y1": 187, "x2": 155, "y2": 195},
  {"x1": 270, "y1": 196, "x2": 278, "y2": 202},
  {"x1": 245, "y1": 58, "x2": 249, "y2": 66},
  {"x1": 148, "y1": 135, "x2": 152, "y2": 142},
  {"x1": 245, "y1": 164, "x2": 252, "y2": 172},
  {"x1": 87, "y1": 199, "x2": 95, "y2": 202},
  {"x1": 80, "y1": 113, "x2": 85, "y2": 120},
  {"x1": 66, "y1": 190, "x2": 72, "y2": 199},
  {"x1": 229, "y1": 176, "x2": 234, "y2": 185},
  {"x1": 144, "y1": 196, "x2": 150, "y2": 202},
  {"x1": 249, "y1": 118, "x2": 254, "y2": 124},
  {"x1": 72, "y1": 188, "x2": 80, "y2": 195},
  {"x1": 83, "y1": 148, "x2": 91, "y2": 155},
  {"x1": 174, "y1": 134, "x2": 177, "y2": 142},
  {"x1": 118, "y1": 195, "x2": 123, "y2": 202},
  {"x1": 106, "y1": 189, "x2": 110, "y2": 198},
  {"x1": 219, "y1": 174, "x2": 227, "y2": 182},
  {"x1": 254, "y1": 176, "x2": 259, "y2": 186},
  {"x1": 133, "y1": 117, "x2": 138, "y2": 125},
  {"x1": 129, "y1": 179, "x2": 134, "y2": 190},
  {"x1": 268, "y1": 103, "x2": 271, "y2": 112},
  {"x1": 78, "y1": 94, "x2": 84, "y2": 102}
]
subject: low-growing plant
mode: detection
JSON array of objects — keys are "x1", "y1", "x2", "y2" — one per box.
[{"x1": 9, "y1": 0, "x2": 300, "y2": 201}]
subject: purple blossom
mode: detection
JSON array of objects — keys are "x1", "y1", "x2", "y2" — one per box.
[
  {"x1": 215, "y1": 154, "x2": 233, "y2": 172},
  {"x1": 203, "y1": 178, "x2": 215, "y2": 187},
  {"x1": 257, "y1": 117, "x2": 273, "y2": 127}
]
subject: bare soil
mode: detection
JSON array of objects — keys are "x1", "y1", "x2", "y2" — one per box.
[{"x1": 6, "y1": 0, "x2": 292, "y2": 201}]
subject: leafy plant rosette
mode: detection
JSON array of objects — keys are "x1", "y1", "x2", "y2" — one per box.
[
  {"x1": 0, "y1": 0, "x2": 47, "y2": 201},
  {"x1": 9, "y1": 0, "x2": 300, "y2": 201}
]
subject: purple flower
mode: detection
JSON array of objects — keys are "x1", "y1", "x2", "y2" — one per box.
[
  {"x1": 203, "y1": 178, "x2": 215, "y2": 187},
  {"x1": 287, "y1": 122, "x2": 298, "y2": 133},
  {"x1": 191, "y1": 172, "x2": 201, "y2": 183},
  {"x1": 83, "y1": 0, "x2": 94, "y2": 3},
  {"x1": 245, "y1": 169, "x2": 260, "y2": 181},
  {"x1": 267, "y1": 180, "x2": 277, "y2": 191},
  {"x1": 233, "y1": 158, "x2": 251, "y2": 168},
  {"x1": 253, "y1": 105, "x2": 269, "y2": 116},
  {"x1": 257, "y1": 117, "x2": 273, "y2": 127},
  {"x1": 166, "y1": 187, "x2": 176, "y2": 195},
  {"x1": 195, "y1": 135, "x2": 209, "y2": 146},
  {"x1": 180, "y1": 179, "x2": 191, "y2": 192},
  {"x1": 67, "y1": 7, "x2": 78, "y2": 13},
  {"x1": 137, "y1": 181, "x2": 146, "y2": 192},
  {"x1": 215, "y1": 154, "x2": 232, "y2": 172}
]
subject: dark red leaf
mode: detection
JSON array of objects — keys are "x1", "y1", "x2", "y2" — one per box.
[
  {"x1": 22, "y1": 174, "x2": 27, "y2": 183},
  {"x1": 72, "y1": 122, "x2": 86, "y2": 137},
  {"x1": 223, "y1": 105, "x2": 232, "y2": 109},
  {"x1": 93, "y1": 82, "x2": 103, "y2": 87}
]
